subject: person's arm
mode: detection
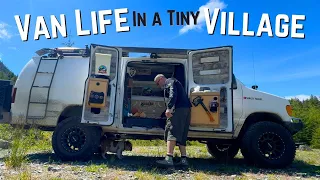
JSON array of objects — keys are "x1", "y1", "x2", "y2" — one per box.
[{"x1": 166, "y1": 81, "x2": 177, "y2": 111}]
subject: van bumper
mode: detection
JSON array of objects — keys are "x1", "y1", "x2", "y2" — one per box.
[
  {"x1": 0, "y1": 112, "x2": 12, "y2": 124},
  {"x1": 284, "y1": 117, "x2": 303, "y2": 135}
]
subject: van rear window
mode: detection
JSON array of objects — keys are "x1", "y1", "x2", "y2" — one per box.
[{"x1": 191, "y1": 50, "x2": 230, "y2": 85}]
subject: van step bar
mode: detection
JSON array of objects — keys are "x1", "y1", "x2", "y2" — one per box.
[{"x1": 26, "y1": 56, "x2": 60, "y2": 119}]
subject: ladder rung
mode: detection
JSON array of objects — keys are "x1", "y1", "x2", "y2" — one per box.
[
  {"x1": 32, "y1": 86, "x2": 50, "y2": 88},
  {"x1": 29, "y1": 102, "x2": 47, "y2": 104},
  {"x1": 41, "y1": 58, "x2": 59, "y2": 61},
  {"x1": 37, "y1": 72, "x2": 54, "y2": 74}
]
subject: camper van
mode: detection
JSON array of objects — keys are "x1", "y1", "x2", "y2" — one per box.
[{"x1": 0, "y1": 44, "x2": 303, "y2": 168}]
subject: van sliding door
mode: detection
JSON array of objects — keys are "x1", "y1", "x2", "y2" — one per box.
[
  {"x1": 187, "y1": 47, "x2": 233, "y2": 133},
  {"x1": 81, "y1": 44, "x2": 122, "y2": 125}
]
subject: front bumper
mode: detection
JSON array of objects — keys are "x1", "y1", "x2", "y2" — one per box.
[{"x1": 284, "y1": 117, "x2": 304, "y2": 135}]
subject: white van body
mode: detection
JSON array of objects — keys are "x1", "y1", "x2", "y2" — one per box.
[
  {"x1": 11, "y1": 54, "x2": 89, "y2": 126},
  {"x1": 11, "y1": 48, "x2": 295, "y2": 136},
  {"x1": 1, "y1": 45, "x2": 303, "y2": 168}
]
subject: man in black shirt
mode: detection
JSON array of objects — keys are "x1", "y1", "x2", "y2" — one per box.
[{"x1": 154, "y1": 74, "x2": 192, "y2": 167}]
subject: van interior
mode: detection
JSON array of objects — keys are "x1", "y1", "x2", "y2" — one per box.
[{"x1": 122, "y1": 61, "x2": 186, "y2": 129}]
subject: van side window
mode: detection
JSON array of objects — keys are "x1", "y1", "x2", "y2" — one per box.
[
  {"x1": 191, "y1": 50, "x2": 230, "y2": 85},
  {"x1": 91, "y1": 49, "x2": 118, "y2": 81}
]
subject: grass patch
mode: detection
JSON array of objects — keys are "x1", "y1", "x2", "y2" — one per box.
[
  {"x1": 0, "y1": 120, "x2": 52, "y2": 169},
  {"x1": 3, "y1": 125, "x2": 35, "y2": 168},
  {"x1": 0, "y1": 124, "x2": 13, "y2": 141},
  {"x1": 4, "y1": 169, "x2": 32, "y2": 180},
  {"x1": 134, "y1": 168, "x2": 168, "y2": 180},
  {"x1": 130, "y1": 144, "x2": 209, "y2": 158},
  {"x1": 193, "y1": 172, "x2": 210, "y2": 180},
  {"x1": 130, "y1": 140, "x2": 204, "y2": 147},
  {"x1": 84, "y1": 162, "x2": 109, "y2": 173},
  {"x1": 295, "y1": 149, "x2": 320, "y2": 165}
]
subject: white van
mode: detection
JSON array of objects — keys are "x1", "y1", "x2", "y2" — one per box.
[{"x1": 0, "y1": 44, "x2": 303, "y2": 168}]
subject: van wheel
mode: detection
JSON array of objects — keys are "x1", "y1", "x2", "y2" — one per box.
[
  {"x1": 207, "y1": 142, "x2": 239, "y2": 162},
  {"x1": 242, "y1": 121, "x2": 296, "y2": 168},
  {"x1": 52, "y1": 116, "x2": 101, "y2": 161},
  {"x1": 240, "y1": 146, "x2": 254, "y2": 164}
]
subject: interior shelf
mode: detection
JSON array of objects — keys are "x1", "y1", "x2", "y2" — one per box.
[{"x1": 131, "y1": 95, "x2": 164, "y2": 101}]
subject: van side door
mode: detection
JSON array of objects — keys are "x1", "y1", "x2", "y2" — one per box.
[
  {"x1": 81, "y1": 44, "x2": 122, "y2": 125},
  {"x1": 187, "y1": 47, "x2": 234, "y2": 133}
]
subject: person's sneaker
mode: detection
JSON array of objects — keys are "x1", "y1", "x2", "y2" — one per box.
[
  {"x1": 156, "y1": 156, "x2": 174, "y2": 167},
  {"x1": 176, "y1": 158, "x2": 189, "y2": 166}
]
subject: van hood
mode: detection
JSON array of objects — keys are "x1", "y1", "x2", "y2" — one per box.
[{"x1": 242, "y1": 85, "x2": 291, "y2": 106}]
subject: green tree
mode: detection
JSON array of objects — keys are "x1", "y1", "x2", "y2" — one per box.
[{"x1": 290, "y1": 96, "x2": 320, "y2": 148}]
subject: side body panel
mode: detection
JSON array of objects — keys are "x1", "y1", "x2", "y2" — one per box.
[
  {"x1": 11, "y1": 56, "x2": 89, "y2": 126},
  {"x1": 232, "y1": 80, "x2": 293, "y2": 137}
]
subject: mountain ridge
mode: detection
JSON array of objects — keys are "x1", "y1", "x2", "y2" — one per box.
[{"x1": 0, "y1": 61, "x2": 17, "y2": 82}]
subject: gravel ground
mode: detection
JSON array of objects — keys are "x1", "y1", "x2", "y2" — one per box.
[{"x1": 0, "y1": 148, "x2": 319, "y2": 180}]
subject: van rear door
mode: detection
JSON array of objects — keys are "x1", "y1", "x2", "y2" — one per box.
[
  {"x1": 0, "y1": 80, "x2": 14, "y2": 124},
  {"x1": 187, "y1": 47, "x2": 234, "y2": 133},
  {"x1": 81, "y1": 44, "x2": 122, "y2": 125}
]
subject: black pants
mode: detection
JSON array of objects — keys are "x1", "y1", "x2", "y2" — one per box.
[{"x1": 164, "y1": 108, "x2": 191, "y2": 146}]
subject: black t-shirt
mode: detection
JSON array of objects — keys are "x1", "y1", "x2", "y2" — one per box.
[{"x1": 164, "y1": 78, "x2": 192, "y2": 109}]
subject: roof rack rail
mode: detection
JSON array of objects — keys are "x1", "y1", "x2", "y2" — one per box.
[{"x1": 35, "y1": 45, "x2": 90, "y2": 58}]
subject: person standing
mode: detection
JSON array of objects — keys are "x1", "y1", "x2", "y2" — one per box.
[{"x1": 154, "y1": 74, "x2": 192, "y2": 167}]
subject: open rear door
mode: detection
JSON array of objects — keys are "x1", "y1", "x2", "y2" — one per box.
[
  {"x1": 81, "y1": 44, "x2": 122, "y2": 125},
  {"x1": 187, "y1": 47, "x2": 234, "y2": 133}
]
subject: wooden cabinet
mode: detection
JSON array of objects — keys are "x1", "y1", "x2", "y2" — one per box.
[
  {"x1": 86, "y1": 78, "x2": 109, "y2": 108},
  {"x1": 190, "y1": 92, "x2": 220, "y2": 127}
]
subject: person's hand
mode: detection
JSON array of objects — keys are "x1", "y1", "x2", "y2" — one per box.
[{"x1": 165, "y1": 109, "x2": 173, "y2": 118}]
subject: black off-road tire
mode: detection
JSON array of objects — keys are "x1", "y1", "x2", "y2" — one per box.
[
  {"x1": 52, "y1": 116, "x2": 102, "y2": 161},
  {"x1": 207, "y1": 142, "x2": 240, "y2": 162},
  {"x1": 242, "y1": 121, "x2": 296, "y2": 168},
  {"x1": 240, "y1": 145, "x2": 254, "y2": 164}
]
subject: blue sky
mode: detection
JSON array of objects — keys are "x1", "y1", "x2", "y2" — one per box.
[{"x1": 0, "y1": 0, "x2": 319, "y2": 100}]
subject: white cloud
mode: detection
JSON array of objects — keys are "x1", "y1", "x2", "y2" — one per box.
[
  {"x1": 179, "y1": 0, "x2": 227, "y2": 35},
  {"x1": 0, "y1": 53, "x2": 2, "y2": 61},
  {"x1": 285, "y1": 94, "x2": 320, "y2": 101},
  {"x1": 0, "y1": 22, "x2": 13, "y2": 40}
]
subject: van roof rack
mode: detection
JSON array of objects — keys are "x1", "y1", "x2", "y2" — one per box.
[
  {"x1": 112, "y1": 46, "x2": 190, "y2": 55},
  {"x1": 36, "y1": 45, "x2": 191, "y2": 57},
  {"x1": 35, "y1": 46, "x2": 90, "y2": 57},
  {"x1": 37, "y1": 44, "x2": 232, "y2": 59}
]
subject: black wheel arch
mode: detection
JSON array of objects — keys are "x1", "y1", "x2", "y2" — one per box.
[
  {"x1": 57, "y1": 105, "x2": 83, "y2": 125},
  {"x1": 237, "y1": 112, "x2": 292, "y2": 140}
]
